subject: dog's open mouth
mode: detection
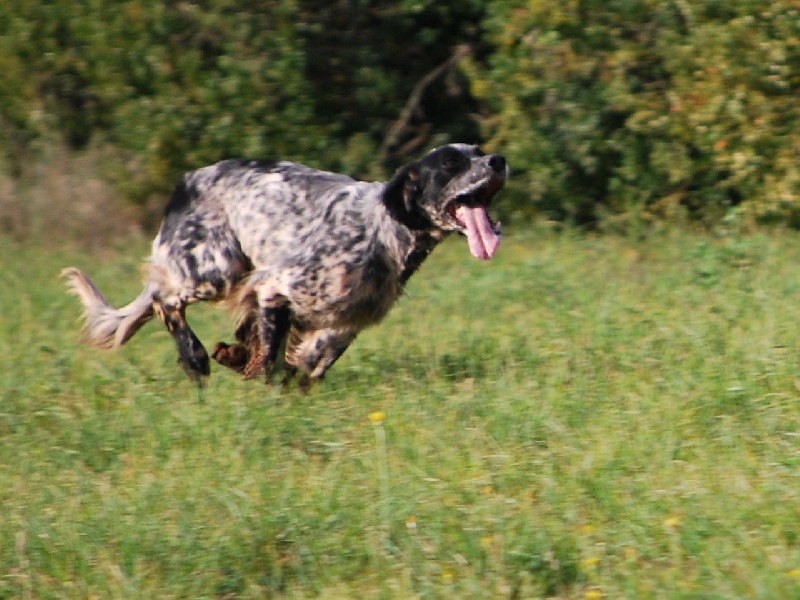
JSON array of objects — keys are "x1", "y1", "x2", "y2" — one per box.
[{"x1": 445, "y1": 178, "x2": 503, "y2": 260}]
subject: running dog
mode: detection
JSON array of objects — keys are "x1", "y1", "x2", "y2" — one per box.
[{"x1": 62, "y1": 144, "x2": 507, "y2": 387}]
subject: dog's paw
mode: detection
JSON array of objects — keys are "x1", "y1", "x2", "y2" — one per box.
[
  {"x1": 241, "y1": 348, "x2": 270, "y2": 382},
  {"x1": 212, "y1": 342, "x2": 250, "y2": 374}
]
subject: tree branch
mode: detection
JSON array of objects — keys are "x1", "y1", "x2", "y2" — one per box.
[{"x1": 379, "y1": 45, "x2": 471, "y2": 165}]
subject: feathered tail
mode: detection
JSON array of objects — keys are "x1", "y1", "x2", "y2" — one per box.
[{"x1": 61, "y1": 267, "x2": 155, "y2": 349}]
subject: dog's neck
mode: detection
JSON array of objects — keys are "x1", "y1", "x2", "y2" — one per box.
[
  {"x1": 398, "y1": 231, "x2": 445, "y2": 285},
  {"x1": 371, "y1": 194, "x2": 445, "y2": 286}
]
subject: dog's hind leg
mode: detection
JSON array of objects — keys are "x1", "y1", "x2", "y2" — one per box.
[
  {"x1": 213, "y1": 302, "x2": 291, "y2": 378},
  {"x1": 239, "y1": 295, "x2": 292, "y2": 383},
  {"x1": 153, "y1": 298, "x2": 210, "y2": 382},
  {"x1": 148, "y1": 204, "x2": 249, "y2": 381},
  {"x1": 282, "y1": 326, "x2": 356, "y2": 390}
]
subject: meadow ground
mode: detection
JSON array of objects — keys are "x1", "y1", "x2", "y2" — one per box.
[{"x1": 2, "y1": 228, "x2": 800, "y2": 599}]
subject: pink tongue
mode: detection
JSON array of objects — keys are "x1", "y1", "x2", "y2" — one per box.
[{"x1": 455, "y1": 205, "x2": 500, "y2": 260}]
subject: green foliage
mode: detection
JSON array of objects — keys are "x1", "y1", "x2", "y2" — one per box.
[
  {"x1": 5, "y1": 230, "x2": 800, "y2": 596},
  {"x1": 469, "y1": 0, "x2": 800, "y2": 226},
  {"x1": 0, "y1": 0, "x2": 486, "y2": 206},
  {"x1": 298, "y1": 0, "x2": 486, "y2": 163},
  {"x1": 2, "y1": 1, "x2": 800, "y2": 227},
  {"x1": 0, "y1": 0, "x2": 327, "y2": 201}
]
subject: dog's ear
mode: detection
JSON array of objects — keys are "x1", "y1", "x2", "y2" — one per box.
[
  {"x1": 384, "y1": 164, "x2": 420, "y2": 211},
  {"x1": 383, "y1": 164, "x2": 430, "y2": 229}
]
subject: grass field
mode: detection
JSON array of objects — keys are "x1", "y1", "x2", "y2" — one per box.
[{"x1": 3, "y1": 228, "x2": 800, "y2": 599}]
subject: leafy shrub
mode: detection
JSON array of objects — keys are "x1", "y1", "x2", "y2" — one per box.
[
  {"x1": 0, "y1": 0, "x2": 486, "y2": 215},
  {"x1": 468, "y1": 0, "x2": 800, "y2": 227},
  {"x1": 2, "y1": 1, "x2": 799, "y2": 229}
]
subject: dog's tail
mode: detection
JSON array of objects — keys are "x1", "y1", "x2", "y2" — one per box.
[{"x1": 61, "y1": 267, "x2": 155, "y2": 349}]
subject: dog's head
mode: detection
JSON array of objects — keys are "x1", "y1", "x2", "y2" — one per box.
[{"x1": 383, "y1": 144, "x2": 507, "y2": 260}]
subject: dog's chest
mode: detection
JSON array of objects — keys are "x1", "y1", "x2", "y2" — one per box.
[{"x1": 284, "y1": 247, "x2": 403, "y2": 329}]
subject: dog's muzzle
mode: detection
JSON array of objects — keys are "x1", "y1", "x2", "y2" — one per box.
[{"x1": 445, "y1": 154, "x2": 507, "y2": 260}]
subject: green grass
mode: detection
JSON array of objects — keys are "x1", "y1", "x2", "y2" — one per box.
[{"x1": 3, "y1": 229, "x2": 800, "y2": 598}]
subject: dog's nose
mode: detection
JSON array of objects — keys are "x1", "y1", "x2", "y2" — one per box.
[{"x1": 488, "y1": 154, "x2": 506, "y2": 174}]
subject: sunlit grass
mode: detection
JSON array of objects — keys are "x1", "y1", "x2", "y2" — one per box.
[{"x1": 2, "y1": 228, "x2": 800, "y2": 598}]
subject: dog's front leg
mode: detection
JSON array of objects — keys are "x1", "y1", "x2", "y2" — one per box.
[
  {"x1": 212, "y1": 313, "x2": 257, "y2": 374},
  {"x1": 283, "y1": 326, "x2": 356, "y2": 390}
]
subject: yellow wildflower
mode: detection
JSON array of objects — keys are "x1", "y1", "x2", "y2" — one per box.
[{"x1": 368, "y1": 411, "x2": 385, "y2": 423}]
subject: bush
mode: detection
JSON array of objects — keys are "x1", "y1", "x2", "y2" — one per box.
[
  {"x1": 2, "y1": 1, "x2": 799, "y2": 230},
  {"x1": 0, "y1": 0, "x2": 487, "y2": 216},
  {"x1": 467, "y1": 0, "x2": 800, "y2": 227},
  {"x1": 0, "y1": 1, "x2": 327, "y2": 203}
]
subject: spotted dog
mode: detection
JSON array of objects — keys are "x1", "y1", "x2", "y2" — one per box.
[{"x1": 62, "y1": 144, "x2": 507, "y2": 387}]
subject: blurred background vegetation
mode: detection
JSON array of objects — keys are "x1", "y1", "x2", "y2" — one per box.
[{"x1": 0, "y1": 0, "x2": 798, "y2": 240}]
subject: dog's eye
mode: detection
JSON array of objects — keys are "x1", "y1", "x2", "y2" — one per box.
[{"x1": 441, "y1": 155, "x2": 465, "y2": 171}]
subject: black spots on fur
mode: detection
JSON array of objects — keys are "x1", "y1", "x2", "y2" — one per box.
[
  {"x1": 287, "y1": 199, "x2": 306, "y2": 218},
  {"x1": 161, "y1": 184, "x2": 212, "y2": 246},
  {"x1": 323, "y1": 191, "x2": 350, "y2": 222},
  {"x1": 193, "y1": 274, "x2": 227, "y2": 300},
  {"x1": 185, "y1": 252, "x2": 199, "y2": 279},
  {"x1": 327, "y1": 227, "x2": 366, "y2": 256},
  {"x1": 221, "y1": 247, "x2": 236, "y2": 263},
  {"x1": 222, "y1": 244, "x2": 251, "y2": 272},
  {"x1": 345, "y1": 232, "x2": 366, "y2": 252},
  {"x1": 163, "y1": 179, "x2": 201, "y2": 221},
  {"x1": 363, "y1": 252, "x2": 391, "y2": 283},
  {"x1": 344, "y1": 209, "x2": 364, "y2": 226},
  {"x1": 400, "y1": 234, "x2": 438, "y2": 284}
]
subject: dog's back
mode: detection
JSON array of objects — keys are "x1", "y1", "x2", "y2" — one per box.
[
  {"x1": 204, "y1": 160, "x2": 387, "y2": 268},
  {"x1": 150, "y1": 160, "x2": 398, "y2": 308}
]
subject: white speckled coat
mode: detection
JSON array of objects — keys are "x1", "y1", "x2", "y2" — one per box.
[{"x1": 63, "y1": 144, "x2": 507, "y2": 387}]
